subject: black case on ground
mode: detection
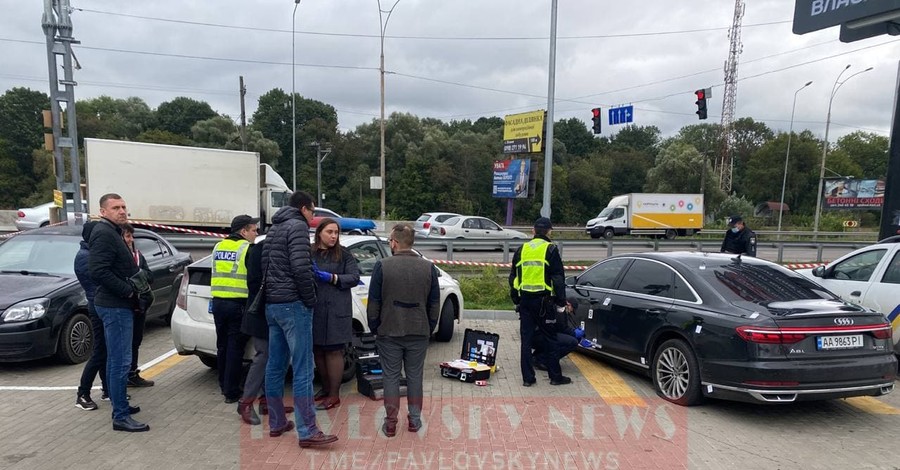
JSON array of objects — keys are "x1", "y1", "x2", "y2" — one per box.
[{"x1": 353, "y1": 333, "x2": 407, "y2": 400}]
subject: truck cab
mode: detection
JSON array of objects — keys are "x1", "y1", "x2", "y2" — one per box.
[
  {"x1": 260, "y1": 163, "x2": 291, "y2": 230},
  {"x1": 586, "y1": 195, "x2": 629, "y2": 239}
]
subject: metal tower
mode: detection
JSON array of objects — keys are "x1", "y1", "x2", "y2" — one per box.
[
  {"x1": 41, "y1": 0, "x2": 83, "y2": 219},
  {"x1": 717, "y1": 0, "x2": 744, "y2": 193}
]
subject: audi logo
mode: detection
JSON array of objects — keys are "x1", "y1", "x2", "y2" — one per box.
[{"x1": 834, "y1": 318, "x2": 855, "y2": 326}]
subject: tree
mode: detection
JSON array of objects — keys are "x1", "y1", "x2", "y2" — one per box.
[
  {"x1": 153, "y1": 97, "x2": 216, "y2": 137},
  {"x1": 135, "y1": 129, "x2": 193, "y2": 146},
  {"x1": 554, "y1": 117, "x2": 598, "y2": 158},
  {"x1": 609, "y1": 125, "x2": 661, "y2": 155},
  {"x1": 730, "y1": 117, "x2": 774, "y2": 194},
  {"x1": 833, "y1": 131, "x2": 889, "y2": 178},
  {"x1": 77, "y1": 96, "x2": 153, "y2": 144},
  {"x1": 0, "y1": 87, "x2": 49, "y2": 199},
  {"x1": 744, "y1": 131, "x2": 828, "y2": 215},
  {"x1": 645, "y1": 141, "x2": 705, "y2": 193}
]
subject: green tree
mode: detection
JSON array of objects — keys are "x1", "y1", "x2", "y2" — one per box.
[
  {"x1": 744, "y1": 131, "x2": 828, "y2": 215},
  {"x1": 730, "y1": 117, "x2": 774, "y2": 194},
  {"x1": 609, "y1": 124, "x2": 660, "y2": 155},
  {"x1": 191, "y1": 116, "x2": 282, "y2": 167},
  {"x1": 135, "y1": 129, "x2": 193, "y2": 146},
  {"x1": 833, "y1": 131, "x2": 889, "y2": 178},
  {"x1": 77, "y1": 96, "x2": 153, "y2": 144},
  {"x1": 153, "y1": 97, "x2": 216, "y2": 137},
  {"x1": 0, "y1": 87, "x2": 49, "y2": 199},
  {"x1": 553, "y1": 117, "x2": 598, "y2": 157},
  {"x1": 645, "y1": 141, "x2": 705, "y2": 193}
]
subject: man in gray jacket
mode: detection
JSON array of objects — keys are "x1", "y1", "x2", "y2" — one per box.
[
  {"x1": 367, "y1": 223, "x2": 440, "y2": 437},
  {"x1": 262, "y1": 190, "x2": 337, "y2": 448}
]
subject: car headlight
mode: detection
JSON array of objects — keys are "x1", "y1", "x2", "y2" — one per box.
[{"x1": 1, "y1": 298, "x2": 50, "y2": 322}]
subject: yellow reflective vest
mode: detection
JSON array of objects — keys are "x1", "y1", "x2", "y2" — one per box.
[
  {"x1": 513, "y1": 238, "x2": 552, "y2": 293},
  {"x1": 211, "y1": 238, "x2": 250, "y2": 299}
]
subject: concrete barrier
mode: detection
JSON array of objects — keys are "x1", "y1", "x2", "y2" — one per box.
[{"x1": 0, "y1": 210, "x2": 17, "y2": 232}]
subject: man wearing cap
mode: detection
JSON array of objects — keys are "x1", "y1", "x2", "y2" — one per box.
[
  {"x1": 211, "y1": 214, "x2": 259, "y2": 403},
  {"x1": 509, "y1": 217, "x2": 571, "y2": 386},
  {"x1": 721, "y1": 215, "x2": 756, "y2": 256}
]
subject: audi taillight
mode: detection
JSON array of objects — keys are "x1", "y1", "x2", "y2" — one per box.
[
  {"x1": 871, "y1": 325, "x2": 892, "y2": 339},
  {"x1": 423, "y1": 222, "x2": 431, "y2": 229},
  {"x1": 175, "y1": 268, "x2": 189, "y2": 311},
  {"x1": 736, "y1": 326, "x2": 806, "y2": 344}
]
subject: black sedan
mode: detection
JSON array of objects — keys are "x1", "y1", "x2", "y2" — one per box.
[
  {"x1": 567, "y1": 252, "x2": 897, "y2": 406},
  {"x1": 0, "y1": 225, "x2": 191, "y2": 364}
]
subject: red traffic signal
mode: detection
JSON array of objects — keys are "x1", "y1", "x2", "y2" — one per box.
[
  {"x1": 694, "y1": 89, "x2": 708, "y2": 120},
  {"x1": 590, "y1": 108, "x2": 602, "y2": 134}
]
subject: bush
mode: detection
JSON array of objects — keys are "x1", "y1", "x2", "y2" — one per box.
[
  {"x1": 457, "y1": 266, "x2": 515, "y2": 310},
  {"x1": 713, "y1": 194, "x2": 755, "y2": 224}
]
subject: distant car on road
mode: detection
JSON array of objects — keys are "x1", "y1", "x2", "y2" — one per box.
[
  {"x1": 311, "y1": 208, "x2": 376, "y2": 235},
  {"x1": 568, "y1": 251, "x2": 896, "y2": 406},
  {"x1": 428, "y1": 216, "x2": 528, "y2": 242},
  {"x1": 0, "y1": 225, "x2": 191, "y2": 363},
  {"x1": 414, "y1": 212, "x2": 461, "y2": 238},
  {"x1": 796, "y1": 236, "x2": 900, "y2": 353},
  {"x1": 170, "y1": 234, "x2": 463, "y2": 378},
  {"x1": 15, "y1": 200, "x2": 88, "y2": 231}
]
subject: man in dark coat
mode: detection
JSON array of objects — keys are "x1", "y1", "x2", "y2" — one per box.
[
  {"x1": 75, "y1": 221, "x2": 105, "y2": 411},
  {"x1": 89, "y1": 193, "x2": 148, "y2": 432},
  {"x1": 721, "y1": 215, "x2": 756, "y2": 256},
  {"x1": 262, "y1": 190, "x2": 337, "y2": 447}
]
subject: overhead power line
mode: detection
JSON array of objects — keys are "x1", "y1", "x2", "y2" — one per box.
[{"x1": 74, "y1": 7, "x2": 791, "y2": 41}]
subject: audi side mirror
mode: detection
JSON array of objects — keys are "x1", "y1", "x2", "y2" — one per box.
[
  {"x1": 565, "y1": 276, "x2": 577, "y2": 287},
  {"x1": 812, "y1": 266, "x2": 825, "y2": 278}
]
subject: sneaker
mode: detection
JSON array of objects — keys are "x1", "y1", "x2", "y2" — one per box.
[
  {"x1": 100, "y1": 391, "x2": 131, "y2": 401},
  {"x1": 76, "y1": 395, "x2": 98, "y2": 411},
  {"x1": 127, "y1": 372, "x2": 155, "y2": 387}
]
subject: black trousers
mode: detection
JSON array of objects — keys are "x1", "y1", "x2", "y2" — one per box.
[
  {"x1": 77, "y1": 303, "x2": 107, "y2": 396},
  {"x1": 130, "y1": 307, "x2": 145, "y2": 374},
  {"x1": 533, "y1": 332, "x2": 578, "y2": 381},
  {"x1": 518, "y1": 295, "x2": 544, "y2": 383},
  {"x1": 212, "y1": 298, "x2": 249, "y2": 399}
]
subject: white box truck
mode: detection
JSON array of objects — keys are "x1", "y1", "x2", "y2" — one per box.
[
  {"x1": 585, "y1": 193, "x2": 704, "y2": 239},
  {"x1": 84, "y1": 139, "x2": 290, "y2": 232}
]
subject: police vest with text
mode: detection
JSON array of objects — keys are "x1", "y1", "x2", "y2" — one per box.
[
  {"x1": 514, "y1": 238, "x2": 552, "y2": 294},
  {"x1": 211, "y1": 238, "x2": 250, "y2": 299}
]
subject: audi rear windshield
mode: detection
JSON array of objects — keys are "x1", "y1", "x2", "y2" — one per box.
[{"x1": 697, "y1": 261, "x2": 836, "y2": 305}]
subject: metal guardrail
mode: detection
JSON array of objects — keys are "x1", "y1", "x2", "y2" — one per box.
[{"x1": 164, "y1": 234, "x2": 872, "y2": 264}]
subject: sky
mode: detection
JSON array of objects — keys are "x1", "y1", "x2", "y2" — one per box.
[{"x1": 2, "y1": 0, "x2": 899, "y2": 142}]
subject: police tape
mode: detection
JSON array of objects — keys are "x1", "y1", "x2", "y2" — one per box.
[
  {"x1": 127, "y1": 220, "x2": 226, "y2": 238},
  {"x1": 430, "y1": 259, "x2": 590, "y2": 271}
]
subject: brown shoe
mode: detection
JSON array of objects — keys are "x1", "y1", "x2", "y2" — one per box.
[
  {"x1": 269, "y1": 420, "x2": 294, "y2": 437},
  {"x1": 238, "y1": 399, "x2": 260, "y2": 425},
  {"x1": 408, "y1": 419, "x2": 421, "y2": 433},
  {"x1": 315, "y1": 397, "x2": 340, "y2": 411},
  {"x1": 382, "y1": 422, "x2": 396, "y2": 437},
  {"x1": 298, "y1": 431, "x2": 338, "y2": 448}
]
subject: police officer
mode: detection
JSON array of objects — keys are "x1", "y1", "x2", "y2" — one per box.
[
  {"x1": 211, "y1": 215, "x2": 258, "y2": 403},
  {"x1": 509, "y1": 217, "x2": 570, "y2": 386},
  {"x1": 721, "y1": 215, "x2": 756, "y2": 256}
]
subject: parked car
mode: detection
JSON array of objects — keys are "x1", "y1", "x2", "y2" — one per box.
[
  {"x1": 428, "y1": 216, "x2": 528, "y2": 241},
  {"x1": 566, "y1": 251, "x2": 896, "y2": 406},
  {"x1": 414, "y1": 212, "x2": 461, "y2": 238},
  {"x1": 0, "y1": 225, "x2": 192, "y2": 363},
  {"x1": 15, "y1": 200, "x2": 88, "y2": 231},
  {"x1": 170, "y1": 234, "x2": 463, "y2": 378},
  {"x1": 796, "y1": 236, "x2": 900, "y2": 353},
  {"x1": 311, "y1": 208, "x2": 376, "y2": 234}
]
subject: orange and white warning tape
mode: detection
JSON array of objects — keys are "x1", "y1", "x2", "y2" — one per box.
[
  {"x1": 429, "y1": 259, "x2": 590, "y2": 271},
  {"x1": 127, "y1": 220, "x2": 226, "y2": 238}
]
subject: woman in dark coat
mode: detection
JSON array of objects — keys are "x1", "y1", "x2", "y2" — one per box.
[{"x1": 311, "y1": 218, "x2": 360, "y2": 410}]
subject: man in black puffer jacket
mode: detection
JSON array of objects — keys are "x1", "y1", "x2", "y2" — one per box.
[{"x1": 262, "y1": 190, "x2": 337, "y2": 448}]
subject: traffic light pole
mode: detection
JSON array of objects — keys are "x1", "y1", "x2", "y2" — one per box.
[{"x1": 540, "y1": 0, "x2": 558, "y2": 219}]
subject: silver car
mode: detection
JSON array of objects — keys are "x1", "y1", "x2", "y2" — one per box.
[
  {"x1": 15, "y1": 201, "x2": 88, "y2": 230},
  {"x1": 414, "y1": 212, "x2": 460, "y2": 238},
  {"x1": 428, "y1": 215, "x2": 529, "y2": 240}
]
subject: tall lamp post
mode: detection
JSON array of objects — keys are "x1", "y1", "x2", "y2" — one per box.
[
  {"x1": 777, "y1": 80, "x2": 812, "y2": 238},
  {"x1": 813, "y1": 64, "x2": 873, "y2": 236},
  {"x1": 291, "y1": 0, "x2": 302, "y2": 192},
  {"x1": 378, "y1": 0, "x2": 401, "y2": 222}
]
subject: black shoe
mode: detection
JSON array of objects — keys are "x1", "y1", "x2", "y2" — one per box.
[
  {"x1": 113, "y1": 417, "x2": 149, "y2": 432},
  {"x1": 101, "y1": 391, "x2": 131, "y2": 401},
  {"x1": 129, "y1": 406, "x2": 141, "y2": 415},
  {"x1": 382, "y1": 422, "x2": 396, "y2": 437},
  {"x1": 224, "y1": 396, "x2": 239, "y2": 404},
  {"x1": 522, "y1": 379, "x2": 536, "y2": 387},
  {"x1": 532, "y1": 358, "x2": 548, "y2": 372},
  {"x1": 127, "y1": 373, "x2": 155, "y2": 387},
  {"x1": 76, "y1": 395, "x2": 98, "y2": 411},
  {"x1": 550, "y1": 376, "x2": 572, "y2": 386}
]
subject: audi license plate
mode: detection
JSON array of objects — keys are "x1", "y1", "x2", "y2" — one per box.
[{"x1": 817, "y1": 334, "x2": 863, "y2": 350}]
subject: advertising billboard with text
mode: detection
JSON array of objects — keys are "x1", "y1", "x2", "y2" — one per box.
[
  {"x1": 822, "y1": 177, "x2": 885, "y2": 210},
  {"x1": 492, "y1": 159, "x2": 531, "y2": 198}
]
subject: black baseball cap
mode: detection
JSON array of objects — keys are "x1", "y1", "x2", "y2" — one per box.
[
  {"x1": 534, "y1": 217, "x2": 553, "y2": 230},
  {"x1": 230, "y1": 215, "x2": 259, "y2": 233},
  {"x1": 727, "y1": 215, "x2": 743, "y2": 226}
]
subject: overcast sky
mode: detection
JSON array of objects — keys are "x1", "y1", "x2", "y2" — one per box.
[{"x1": 2, "y1": 0, "x2": 899, "y2": 142}]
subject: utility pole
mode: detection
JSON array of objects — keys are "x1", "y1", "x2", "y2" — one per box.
[
  {"x1": 540, "y1": 0, "x2": 558, "y2": 219},
  {"x1": 312, "y1": 142, "x2": 332, "y2": 208},
  {"x1": 239, "y1": 76, "x2": 247, "y2": 151},
  {"x1": 378, "y1": 0, "x2": 401, "y2": 223},
  {"x1": 716, "y1": 0, "x2": 744, "y2": 193},
  {"x1": 41, "y1": 0, "x2": 83, "y2": 220}
]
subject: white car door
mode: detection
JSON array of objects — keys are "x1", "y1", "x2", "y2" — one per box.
[
  {"x1": 461, "y1": 217, "x2": 487, "y2": 238},
  {"x1": 859, "y1": 249, "x2": 900, "y2": 345},
  {"x1": 479, "y1": 218, "x2": 503, "y2": 239},
  {"x1": 817, "y1": 247, "x2": 889, "y2": 306}
]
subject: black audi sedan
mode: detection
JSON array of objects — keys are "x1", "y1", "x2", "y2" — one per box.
[
  {"x1": 567, "y1": 252, "x2": 897, "y2": 406},
  {"x1": 0, "y1": 225, "x2": 191, "y2": 364}
]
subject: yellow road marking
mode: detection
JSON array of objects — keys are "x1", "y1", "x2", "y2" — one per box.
[
  {"x1": 844, "y1": 396, "x2": 900, "y2": 415},
  {"x1": 569, "y1": 351, "x2": 647, "y2": 407},
  {"x1": 140, "y1": 353, "x2": 188, "y2": 380}
]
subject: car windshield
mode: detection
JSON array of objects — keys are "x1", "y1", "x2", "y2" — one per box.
[
  {"x1": 0, "y1": 235, "x2": 80, "y2": 276},
  {"x1": 597, "y1": 207, "x2": 614, "y2": 218},
  {"x1": 697, "y1": 260, "x2": 836, "y2": 305}
]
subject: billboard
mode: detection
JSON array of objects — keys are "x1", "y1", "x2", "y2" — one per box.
[
  {"x1": 502, "y1": 110, "x2": 545, "y2": 154},
  {"x1": 822, "y1": 177, "x2": 885, "y2": 210},
  {"x1": 492, "y1": 159, "x2": 531, "y2": 198}
]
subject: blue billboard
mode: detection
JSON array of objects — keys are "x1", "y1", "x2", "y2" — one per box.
[{"x1": 492, "y1": 159, "x2": 531, "y2": 198}]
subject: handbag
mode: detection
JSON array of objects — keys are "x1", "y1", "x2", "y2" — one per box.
[
  {"x1": 129, "y1": 270, "x2": 152, "y2": 296},
  {"x1": 246, "y1": 262, "x2": 268, "y2": 315}
]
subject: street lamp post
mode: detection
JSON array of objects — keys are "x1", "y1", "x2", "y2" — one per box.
[
  {"x1": 378, "y1": 0, "x2": 400, "y2": 222},
  {"x1": 777, "y1": 81, "x2": 812, "y2": 238},
  {"x1": 813, "y1": 64, "x2": 873, "y2": 237},
  {"x1": 291, "y1": 0, "x2": 301, "y2": 192},
  {"x1": 311, "y1": 141, "x2": 332, "y2": 208}
]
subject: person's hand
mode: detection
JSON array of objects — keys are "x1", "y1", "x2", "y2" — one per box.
[
  {"x1": 574, "y1": 328, "x2": 585, "y2": 340},
  {"x1": 315, "y1": 269, "x2": 332, "y2": 283},
  {"x1": 556, "y1": 305, "x2": 566, "y2": 314}
]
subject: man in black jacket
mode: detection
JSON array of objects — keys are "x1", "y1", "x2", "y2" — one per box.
[
  {"x1": 721, "y1": 215, "x2": 756, "y2": 256},
  {"x1": 262, "y1": 191, "x2": 337, "y2": 448},
  {"x1": 75, "y1": 221, "x2": 105, "y2": 411},
  {"x1": 89, "y1": 193, "x2": 148, "y2": 432}
]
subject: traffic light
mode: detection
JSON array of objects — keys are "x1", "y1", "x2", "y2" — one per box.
[
  {"x1": 694, "y1": 89, "x2": 707, "y2": 120},
  {"x1": 591, "y1": 108, "x2": 602, "y2": 134}
]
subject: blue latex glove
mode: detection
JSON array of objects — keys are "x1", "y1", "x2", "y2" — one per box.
[
  {"x1": 579, "y1": 339, "x2": 593, "y2": 348},
  {"x1": 315, "y1": 269, "x2": 332, "y2": 283},
  {"x1": 574, "y1": 328, "x2": 585, "y2": 340}
]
